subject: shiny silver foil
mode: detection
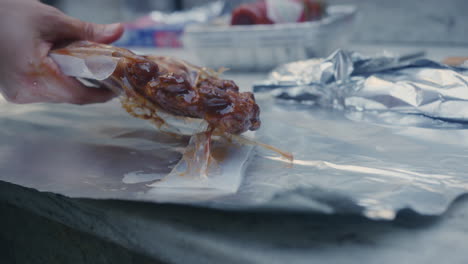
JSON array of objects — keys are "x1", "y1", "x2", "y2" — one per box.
[
  {"x1": 2, "y1": 93, "x2": 468, "y2": 220},
  {"x1": 254, "y1": 49, "x2": 468, "y2": 121}
]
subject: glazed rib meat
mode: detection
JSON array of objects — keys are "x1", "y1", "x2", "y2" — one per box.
[{"x1": 54, "y1": 41, "x2": 261, "y2": 135}]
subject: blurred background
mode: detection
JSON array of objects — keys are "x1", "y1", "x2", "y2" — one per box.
[{"x1": 42, "y1": 0, "x2": 468, "y2": 45}]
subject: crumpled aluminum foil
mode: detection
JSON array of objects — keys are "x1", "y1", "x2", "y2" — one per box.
[{"x1": 254, "y1": 50, "x2": 468, "y2": 122}]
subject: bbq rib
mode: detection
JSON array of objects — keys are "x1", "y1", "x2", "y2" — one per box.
[
  {"x1": 53, "y1": 41, "x2": 261, "y2": 135},
  {"x1": 52, "y1": 41, "x2": 291, "y2": 177}
]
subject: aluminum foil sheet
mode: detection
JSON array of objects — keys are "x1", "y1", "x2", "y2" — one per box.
[
  {"x1": 0, "y1": 98, "x2": 255, "y2": 201},
  {"x1": 254, "y1": 49, "x2": 468, "y2": 122},
  {"x1": 2, "y1": 89, "x2": 468, "y2": 220}
]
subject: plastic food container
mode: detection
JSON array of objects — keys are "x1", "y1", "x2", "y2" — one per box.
[{"x1": 183, "y1": 5, "x2": 357, "y2": 71}]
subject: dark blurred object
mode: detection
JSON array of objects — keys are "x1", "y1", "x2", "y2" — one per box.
[
  {"x1": 0, "y1": 201, "x2": 159, "y2": 264},
  {"x1": 174, "y1": 0, "x2": 183, "y2": 10},
  {"x1": 231, "y1": 0, "x2": 325, "y2": 25},
  {"x1": 40, "y1": 0, "x2": 59, "y2": 7}
]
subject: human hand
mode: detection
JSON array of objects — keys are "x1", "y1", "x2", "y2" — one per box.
[{"x1": 0, "y1": 0, "x2": 124, "y2": 104}]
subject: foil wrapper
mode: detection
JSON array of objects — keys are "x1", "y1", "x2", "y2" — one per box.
[
  {"x1": 0, "y1": 99, "x2": 253, "y2": 201},
  {"x1": 254, "y1": 49, "x2": 468, "y2": 122},
  {"x1": 2, "y1": 96, "x2": 468, "y2": 220}
]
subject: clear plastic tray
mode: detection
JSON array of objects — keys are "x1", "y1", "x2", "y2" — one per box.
[{"x1": 183, "y1": 5, "x2": 357, "y2": 71}]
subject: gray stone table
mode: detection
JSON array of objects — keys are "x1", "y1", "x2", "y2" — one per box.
[{"x1": 2, "y1": 180, "x2": 468, "y2": 263}]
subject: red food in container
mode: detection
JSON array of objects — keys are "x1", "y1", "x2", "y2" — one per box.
[
  {"x1": 231, "y1": 1, "x2": 273, "y2": 25},
  {"x1": 231, "y1": 0, "x2": 325, "y2": 25},
  {"x1": 299, "y1": 0, "x2": 325, "y2": 22}
]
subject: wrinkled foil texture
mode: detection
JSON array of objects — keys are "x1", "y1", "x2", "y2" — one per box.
[
  {"x1": 254, "y1": 49, "x2": 468, "y2": 121},
  {"x1": 1, "y1": 96, "x2": 468, "y2": 220},
  {"x1": 246, "y1": 50, "x2": 468, "y2": 219}
]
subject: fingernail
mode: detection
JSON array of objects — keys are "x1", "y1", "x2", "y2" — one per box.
[{"x1": 101, "y1": 23, "x2": 122, "y2": 37}]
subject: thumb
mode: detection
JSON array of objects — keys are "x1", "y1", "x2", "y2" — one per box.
[
  {"x1": 41, "y1": 8, "x2": 124, "y2": 44},
  {"x1": 74, "y1": 22, "x2": 124, "y2": 44}
]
